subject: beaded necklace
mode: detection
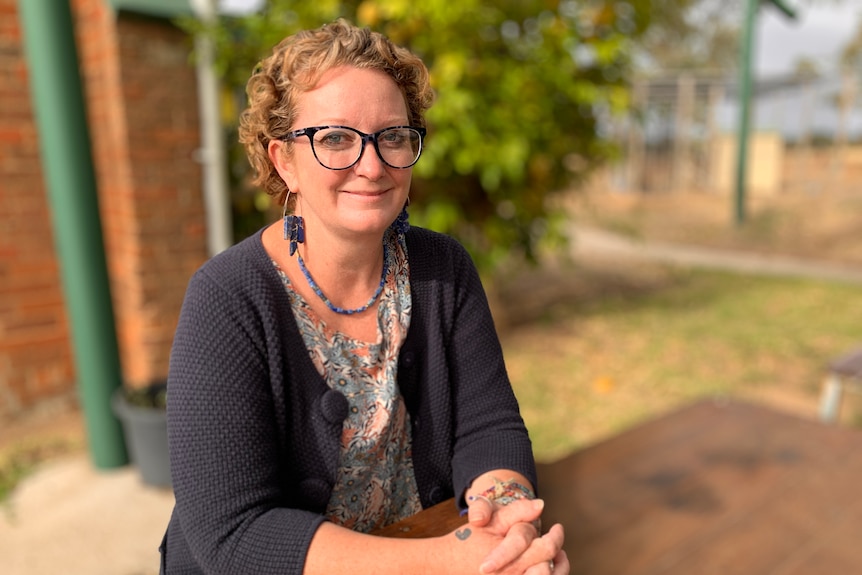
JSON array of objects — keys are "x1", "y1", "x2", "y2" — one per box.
[{"x1": 296, "y1": 241, "x2": 389, "y2": 315}]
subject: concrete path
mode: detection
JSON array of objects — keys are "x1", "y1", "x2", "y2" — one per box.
[
  {"x1": 0, "y1": 456, "x2": 173, "y2": 575},
  {"x1": 571, "y1": 226, "x2": 862, "y2": 285}
]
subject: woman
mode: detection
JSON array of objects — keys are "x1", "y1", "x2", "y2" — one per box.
[{"x1": 160, "y1": 19, "x2": 568, "y2": 575}]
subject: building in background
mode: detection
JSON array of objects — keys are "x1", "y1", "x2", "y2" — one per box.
[{"x1": 0, "y1": 0, "x2": 209, "y2": 419}]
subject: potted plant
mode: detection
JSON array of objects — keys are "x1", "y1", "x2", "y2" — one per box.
[{"x1": 111, "y1": 381, "x2": 171, "y2": 488}]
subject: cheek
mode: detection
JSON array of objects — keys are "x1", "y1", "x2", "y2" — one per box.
[{"x1": 396, "y1": 171, "x2": 413, "y2": 193}]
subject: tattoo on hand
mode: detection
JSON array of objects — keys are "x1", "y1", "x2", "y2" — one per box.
[{"x1": 455, "y1": 528, "x2": 472, "y2": 541}]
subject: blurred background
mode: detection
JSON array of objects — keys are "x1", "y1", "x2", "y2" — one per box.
[{"x1": 2, "y1": 0, "x2": 862, "y2": 573}]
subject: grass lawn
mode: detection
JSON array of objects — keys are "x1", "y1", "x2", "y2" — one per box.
[{"x1": 500, "y1": 263, "x2": 862, "y2": 463}]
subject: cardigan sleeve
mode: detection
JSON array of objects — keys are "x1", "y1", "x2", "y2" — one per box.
[
  {"x1": 166, "y1": 260, "x2": 326, "y2": 575},
  {"x1": 431, "y1": 235, "x2": 538, "y2": 506}
]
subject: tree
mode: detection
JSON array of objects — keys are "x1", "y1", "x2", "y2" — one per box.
[
  {"x1": 634, "y1": 0, "x2": 742, "y2": 72},
  {"x1": 185, "y1": 1, "x2": 663, "y2": 268}
]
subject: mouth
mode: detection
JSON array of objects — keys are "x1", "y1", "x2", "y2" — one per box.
[{"x1": 343, "y1": 188, "x2": 391, "y2": 198}]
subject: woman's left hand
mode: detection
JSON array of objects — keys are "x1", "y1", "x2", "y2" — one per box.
[{"x1": 467, "y1": 497, "x2": 568, "y2": 574}]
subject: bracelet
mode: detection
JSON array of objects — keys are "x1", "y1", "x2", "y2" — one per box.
[
  {"x1": 474, "y1": 477, "x2": 536, "y2": 506},
  {"x1": 465, "y1": 477, "x2": 541, "y2": 531}
]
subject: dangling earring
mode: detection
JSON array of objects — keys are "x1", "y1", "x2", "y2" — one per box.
[
  {"x1": 282, "y1": 190, "x2": 305, "y2": 256},
  {"x1": 393, "y1": 196, "x2": 410, "y2": 235}
]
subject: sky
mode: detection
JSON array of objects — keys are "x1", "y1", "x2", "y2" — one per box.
[{"x1": 757, "y1": 0, "x2": 862, "y2": 76}]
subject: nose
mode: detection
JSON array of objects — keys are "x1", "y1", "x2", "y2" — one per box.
[{"x1": 353, "y1": 138, "x2": 386, "y2": 180}]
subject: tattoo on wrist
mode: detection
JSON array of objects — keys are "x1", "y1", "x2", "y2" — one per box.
[{"x1": 455, "y1": 528, "x2": 472, "y2": 541}]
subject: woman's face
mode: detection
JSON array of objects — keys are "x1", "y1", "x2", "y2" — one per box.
[{"x1": 270, "y1": 66, "x2": 413, "y2": 242}]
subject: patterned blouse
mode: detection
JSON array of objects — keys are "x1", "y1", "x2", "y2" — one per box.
[{"x1": 273, "y1": 228, "x2": 422, "y2": 533}]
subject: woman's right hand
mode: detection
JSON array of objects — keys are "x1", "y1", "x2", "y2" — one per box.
[{"x1": 440, "y1": 499, "x2": 568, "y2": 574}]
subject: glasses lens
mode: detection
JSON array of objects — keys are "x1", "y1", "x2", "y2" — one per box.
[
  {"x1": 310, "y1": 128, "x2": 362, "y2": 170},
  {"x1": 308, "y1": 127, "x2": 423, "y2": 169},
  {"x1": 377, "y1": 128, "x2": 422, "y2": 168}
]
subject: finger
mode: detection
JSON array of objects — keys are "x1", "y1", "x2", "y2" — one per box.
[
  {"x1": 477, "y1": 521, "x2": 538, "y2": 574},
  {"x1": 467, "y1": 496, "x2": 495, "y2": 526},
  {"x1": 515, "y1": 524, "x2": 566, "y2": 571},
  {"x1": 551, "y1": 549, "x2": 570, "y2": 575},
  {"x1": 491, "y1": 498, "x2": 544, "y2": 530},
  {"x1": 541, "y1": 523, "x2": 565, "y2": 556},
  {"x1": 487, "y1": 525, "x2": 566, "y2": 575},
  {"x1": 523, "y1": 558, "x2": 555, "y2": 575}
]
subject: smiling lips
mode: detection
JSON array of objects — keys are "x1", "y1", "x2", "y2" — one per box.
[{"x1": 343, "y1": 188, "x2": 390, "y2": 197}]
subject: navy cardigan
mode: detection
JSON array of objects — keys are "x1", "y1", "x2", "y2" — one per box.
[{"x1": 161, "y1": 226, "x2": 536, "y2": 574}]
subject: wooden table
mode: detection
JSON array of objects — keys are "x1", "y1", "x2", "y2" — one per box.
[{"x1": 378, "y1": 399, "x2": 862, "y2": 574}]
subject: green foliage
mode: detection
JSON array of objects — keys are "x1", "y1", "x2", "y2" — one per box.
[{"x1": 183, "y1": 1, "x2": 655, "y2": 269}]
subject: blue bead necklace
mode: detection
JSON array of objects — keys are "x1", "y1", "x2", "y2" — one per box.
[{"x1": 296, "y1": 242, "x2": 389, "y2": 315}]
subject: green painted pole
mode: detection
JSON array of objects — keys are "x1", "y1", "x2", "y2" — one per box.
[
  {"x1": 735, "y1": 0, "x2": 797, "y2": 226},
  {"x1": 18, "y1": 0, "x2": 128, "y2": 468},
  {"x1": 735, "y1": 0, "x2": 759, "y2": 226}
]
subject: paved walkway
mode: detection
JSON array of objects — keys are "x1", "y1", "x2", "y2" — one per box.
[
  {"x1": 570, "y1": 226, "x2": 862, "y2": 285},
  {"x1": 0, "y1": 456, "x2": 173, "y2": 575}
]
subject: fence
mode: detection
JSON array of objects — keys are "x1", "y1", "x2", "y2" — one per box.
[{"x1": 600, "y1": 69, "x2": 862, "y2": 196}]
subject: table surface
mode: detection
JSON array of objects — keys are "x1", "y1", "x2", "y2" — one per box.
[{"x1": 377, "y1": 399, "x2": 862, "y2": 575}]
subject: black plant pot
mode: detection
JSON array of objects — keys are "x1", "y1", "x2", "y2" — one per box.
[{"x1": 111, "y1": 382, "x2": 171, "y2": 488}]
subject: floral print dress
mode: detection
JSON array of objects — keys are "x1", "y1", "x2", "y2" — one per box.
[{"x1": 274, "y1": 229, "x2": 422, "y2": 533}]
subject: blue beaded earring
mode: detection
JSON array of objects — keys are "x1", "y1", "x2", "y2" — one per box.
[{"x1": 282, "y1": 191, "x2": 305, "y2": 256}]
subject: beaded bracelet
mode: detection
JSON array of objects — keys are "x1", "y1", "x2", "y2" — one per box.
[
  {"x1": 471, "y1": 477, "x2": 536, "y2": 506},
  {"x1": 465, "y1": 477, "x2": 541, "y2": 531}
]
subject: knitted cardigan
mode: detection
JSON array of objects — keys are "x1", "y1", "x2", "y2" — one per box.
[{"x1": 160, "y1": 226, "x2": 536, "y2": 574}]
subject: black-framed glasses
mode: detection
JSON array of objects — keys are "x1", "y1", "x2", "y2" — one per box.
[{"x1": 283, "y1": 125, "x2": 426, "y2": 170}]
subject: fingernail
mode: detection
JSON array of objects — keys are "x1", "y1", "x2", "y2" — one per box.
[
  {"x1": 479, "y1": 561, "x2": 495, "y2": 574},
  {"x1": 533, "y1": 499, "x2": 545, "y2": 511}
]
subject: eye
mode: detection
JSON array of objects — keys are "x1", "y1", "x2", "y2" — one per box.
[
  {"x1": 315, "y1": 129, "x2": 357, "y2": 150},
  {"x1": 379, "y1": 129, "x2": 409, "y2": 148}
]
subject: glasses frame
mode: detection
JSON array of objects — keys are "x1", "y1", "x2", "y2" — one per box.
[{"x1": 283, "y1": 125, "x2": 426, "y2": 171}]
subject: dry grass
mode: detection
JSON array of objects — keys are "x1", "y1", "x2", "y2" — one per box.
[{"x1": 498, "y1": 188, "x2": 862, "y2": 463}]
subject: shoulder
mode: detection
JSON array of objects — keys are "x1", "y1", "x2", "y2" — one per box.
[
  {"x1": 185, "y1": 229, "x2": 282, "y2": 305},
  {"x1": 404, "y1": 227, "x2": 474, "y2": 273}
]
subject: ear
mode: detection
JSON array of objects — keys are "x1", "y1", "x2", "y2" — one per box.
[{"x1": 268, "y1": 139, "x2": 299, "y2": 192}]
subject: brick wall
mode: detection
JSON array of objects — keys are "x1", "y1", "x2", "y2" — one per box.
[
  {"x1": 0, "y1": 0, "x2": 209, "y2": 418},
  {"x1": 0, "y1": 0, "x2": 75, "y2": 413},
  {"x1": 74, "y1": 2, "x2": 208, "y2": 387}
]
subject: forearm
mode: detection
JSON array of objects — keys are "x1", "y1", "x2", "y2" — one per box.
[{"x1": 303, "y1": 522, "x2": 474, "y2": 575}]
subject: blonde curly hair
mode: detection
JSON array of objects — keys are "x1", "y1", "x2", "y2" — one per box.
[{"x1": 238, "y1": 19, "x2": 434, "y2": 206}]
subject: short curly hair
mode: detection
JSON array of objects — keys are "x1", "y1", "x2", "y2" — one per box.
[{"x1": 238, "y1": 19, "x2": 434, "y2": 206}]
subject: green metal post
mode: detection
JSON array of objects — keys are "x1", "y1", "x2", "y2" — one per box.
[
  {"x1": 735, "y1": 0, "x2": 797, "y2": 226},
  {"x1": 735, "y1": 0, "x2": 759, "y2": 226},
  {"x1": 18, "y1": 0, "x2": 128, "y2": 468}
]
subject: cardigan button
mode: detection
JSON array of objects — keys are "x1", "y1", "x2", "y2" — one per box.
[
  {"x1": 401, "y1": 351, "x2": 415, "y2": 368},
  {"x1": 320, "y1": 389, "x2": 349, "y2": 424}
]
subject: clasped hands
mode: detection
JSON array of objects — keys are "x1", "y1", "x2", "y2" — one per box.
[{"x1": 448, "y1": 496, "x2": 569, "y2": 575}]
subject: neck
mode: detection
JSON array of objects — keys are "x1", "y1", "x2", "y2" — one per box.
[{"x1": 293, "y1": 225, "x2": 388, "y2": 314}]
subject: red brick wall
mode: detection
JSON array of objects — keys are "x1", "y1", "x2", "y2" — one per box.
[
  {"x1": 0, "y1": 0, "x2": 75, "y2": 413},
  {"x1": 0, "y1": 0, "x2": 209, "y2": 418},
  {"x1": 74, "y1": 3, "x2": 209, "y2": 387}
]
